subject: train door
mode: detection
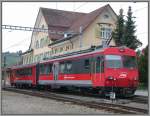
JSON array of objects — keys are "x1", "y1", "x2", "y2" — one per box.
[
  {"x1": 52, "y1": 62, "x2": 59, "y2": 82},
  {"x1": 36, "y1": 63, "x2": 40, "y2": 85},
  {"x1": 92, "y1": 55, "x2": 104, "y2": 86}
]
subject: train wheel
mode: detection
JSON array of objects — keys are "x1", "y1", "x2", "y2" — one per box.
[
  {"x1": 14, "y1": 84, "x2": 17, "y2": 88},
  {"x1": 47, "y1": 85, "x2": 52, "y2": 91},
  {"x1": 10, "y1": 83, "x2": 13, "y2": 87},
  {"x1": 36, "y1": 85, "x2": 42, "y2": 90},
  {"x1": 16, "y1": 84, "x2": 18, "y2": 88},
  {"x1": 18, "y1": 84, "x2": 21, "y2": 89}
]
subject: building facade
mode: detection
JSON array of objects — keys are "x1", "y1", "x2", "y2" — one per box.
[{"x1": 22, "y1": 4, "x2": 117, "y2": 64}]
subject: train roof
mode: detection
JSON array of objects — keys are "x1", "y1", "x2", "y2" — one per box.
[
  {"x1": 40, "y1": 46, "x2": 104, "y2": 63},
  {"x1": 40, "y1": 46, "x2": 136, "y2": 64},
  {"x1": 10, "y1": 46, "x2": 136, "y2": 69},
  {"x1": 11, "y1": 62, "x2": 37, "y2": 69}
]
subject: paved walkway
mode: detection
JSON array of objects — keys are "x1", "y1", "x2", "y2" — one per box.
[{"x1": 135, "y1": 89, "x2": 148, "y2": 96}]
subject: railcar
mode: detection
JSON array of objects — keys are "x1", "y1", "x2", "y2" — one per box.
[
  {"x1": 10, "y1": 63, "x2": 39, "y2": 88},
  {"x1": 9, "y1": 46, "x2": 139, "y2": 97}
]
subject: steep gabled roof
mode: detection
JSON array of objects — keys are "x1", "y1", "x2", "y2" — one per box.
[
  {"x1": 41, "y1": 4, "x2": 117, "y2": 41},
  {"x1": 68, "y1": 4, "x2": 108, "y2": 33},
  {"x1": 41, "y1": 7, "x2": 86, "y2": 40},
  {"x1": 41, "y1": 7, "x2": 86, "y2": 27}
]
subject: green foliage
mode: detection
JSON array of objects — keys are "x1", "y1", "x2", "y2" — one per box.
[
  {"x1": 112, "y1": 6, "x2": 142, "y2": 50},
  {"x1": 124, "y1": 6, "x2": 142, "y2": 49},
  {"x1": 112, "y1": 9, "x2": 125, "y2": 46},
  {"x1": 137, "y1": 46, "x2": 148, "y2": 87},
  {"x1": 138, "y1": 83, "x2": 147, "y2": 90}
]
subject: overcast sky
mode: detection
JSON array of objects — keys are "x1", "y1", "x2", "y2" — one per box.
[{"x1": 2, "y1": 2, "x2": 148, "y2": 53}]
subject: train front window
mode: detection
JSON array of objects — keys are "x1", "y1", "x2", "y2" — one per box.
[
  {"x1": 123, "y1": 56, "x2": 137, "y2": 69},
  {"x1": 105, "y1": 55, "x2": 122, "y2": 68}
]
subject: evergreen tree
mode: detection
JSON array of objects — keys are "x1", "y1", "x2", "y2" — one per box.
[
  {"x1": 124, "y1": 6, "x2": 142, "y2": 50},
  {"x1": 112, "y1": 8, "x2": 125, "y2": 46},
  {"x1": 138, "y1": 46, "x2": 148, "y2": 87}
]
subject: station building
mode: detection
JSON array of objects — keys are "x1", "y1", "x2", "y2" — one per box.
[{"x1": 22, "y1": 4, "x2": 117, "y2": 64}]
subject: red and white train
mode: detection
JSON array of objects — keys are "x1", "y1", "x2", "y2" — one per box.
[{"x1": 8, "y1": 46, "x2": 139, "y2": 97}]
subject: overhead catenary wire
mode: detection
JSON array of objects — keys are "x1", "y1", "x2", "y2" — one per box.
[
  {"x1": 136, "y1": 32, "x2": 147, "y2": 35},
  {"x1": 3, "y1": 37, "x2": 31, "y2": 51},
  {"x1": 133, "y1": 6, "x2": 147, "y2": 13},
  {"x1": 73, "y1": 2, "x2": 88, "y2": 11},
  {"x1": 2, "y1": 25, "x2": 76, "y2": 35}
]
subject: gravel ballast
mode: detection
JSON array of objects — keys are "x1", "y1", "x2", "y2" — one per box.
[{"x1": 2, "y1": 91, "x2": 113, "y2": 114}]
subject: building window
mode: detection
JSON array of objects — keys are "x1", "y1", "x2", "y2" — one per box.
[
  {"x1": 39, "y1": 54, "x2": 43, "y2": 60},
  {"x1": 26, "y1": 57, "x2": 28, "y2": 64},
  {"x1": 100, "y1": 27, "x2": 112, "y2": 40},
  {"x1": 34, "y1": 55, "x2": 37, "y2": 62},
  {"x1": 45, "y1": 36, "x2": 50, "y2": 45},
  {"x1": 40, "y1": 38, "x2": 44, "y2": 48},
  {"x1": 65, "y1": 45, "x2": 70, "y2": 51},
  {"x1": 51, "y1": 48, "x2": 54, "y2": 55},
  {"x1": 28, "y1": 56, "x2": 31, "y2": 64},
  {"x1": 41, "y1": 24, "x2": 44, "y2": 29},
  {"x1": 49, "y1": 51, "x2": 52, "y2": 57},
  {"x1": 37, "y1": 55, "x2": 40, "y2": 61},
  {"x1": 55, "y1": 48, "x2": 58, "y2": 54},
  {"x1": 35, "y1": 40, "x2": 39, "y2": 49},
  {"x1": 60, "y1": 47, "x2": 63, "y2": 52}
]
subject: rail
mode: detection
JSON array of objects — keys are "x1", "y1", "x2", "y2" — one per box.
[{"x1": 3, "y1": 87, "x2": 148, "y2": 114}]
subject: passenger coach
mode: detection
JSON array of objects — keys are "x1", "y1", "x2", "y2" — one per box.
[{"x1": 9, "y1": 46, "x2": 139, "y2": 97}]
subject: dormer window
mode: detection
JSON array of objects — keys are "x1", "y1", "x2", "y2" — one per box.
[
  {"x1": 104, "y1": 14, "x2": 109, "y2": 19},
  {"x1": 64, "y1": 32, "x2": 72, "y2": 38},
  {"x1": 64, "y1": 33, "x2": 68, "y2": 38}
]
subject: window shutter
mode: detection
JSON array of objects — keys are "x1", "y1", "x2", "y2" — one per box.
[{"x1": 95, "y1": 25, "x2": 100, "y2": 38}]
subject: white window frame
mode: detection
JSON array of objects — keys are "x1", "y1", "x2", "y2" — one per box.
[{"x1": 100, "y1": 27, "x2": 112, "y2": 40}]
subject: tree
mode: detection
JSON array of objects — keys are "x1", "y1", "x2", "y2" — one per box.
[
  {"x1": 138, "y1": 46, "x2": 148, "y2": 87},
  {"x1": 124, "y1": 6, "x2": 142, "y2": 50},
  {"x1": 112, "y1": 8, "x2": 125, "y2": 46}
]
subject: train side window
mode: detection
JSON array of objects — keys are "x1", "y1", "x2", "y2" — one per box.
[
  {"x1": 15, "y1": 70, "x2": 19, "y2": 77},
  {"x1": 71, "y1": 59, "x2": 81, "y2": 74},
  {"x1": 24, "y1": 69, "x2": 26, "y2": 75},
  {"x1": 20, "y1": 69, "x2": 24, "y2": 76},
  {"x1": 28, "y1": 68, "x2": 32, "y2": 76},
  {"x1": 60, "y1": 62, "x2": 65, "y2": 73},
  {"x1": 84, "y1": 59, "x2": 90, "y2": 70},
  {"x1": 40, "y1": 64, "x2": 45, "y2": 74},
  {"x1": 100, "y1": 56, "x2": 104, "y2": 73},
  {"x1": 24, "y1": 69, "x2": 27, "y2": 75},
  {"x1": 66, "y1": 61, "x2": 72, "y2": 73},
  {"x1": 96, "y1": 57, "x2": 100, "y2": 72},
  {"x1": 45, "y1": 64, "x2": 52, "y2": 75}
]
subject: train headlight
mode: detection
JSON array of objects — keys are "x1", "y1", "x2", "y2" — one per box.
[{"x1": 134, "y1": 77, "x2": 138, "y2": 81}]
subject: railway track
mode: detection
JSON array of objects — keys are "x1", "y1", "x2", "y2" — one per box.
[
  {"x1": 3, "y1": 87, "x2": 148, "y2": 114},
  {"x1": 52, "y1": 89, "x2": 148, "y2": 104},
  {"x1": 129, "y1": 95, "x2": 148, "y2": 104}
]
